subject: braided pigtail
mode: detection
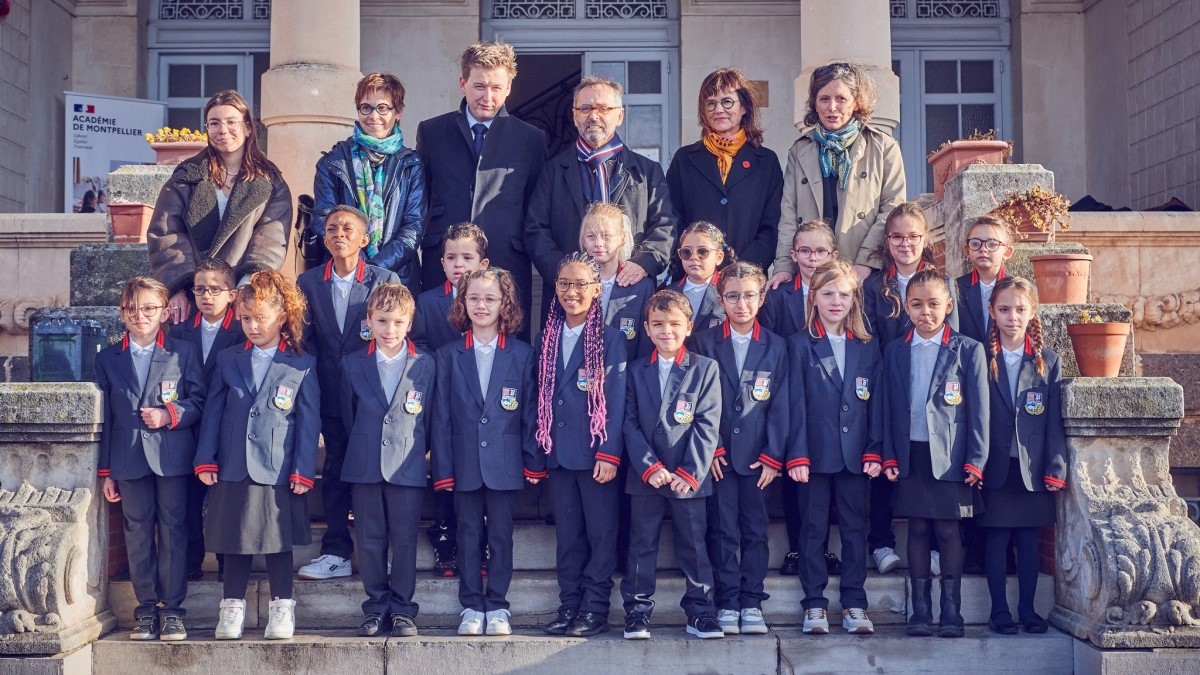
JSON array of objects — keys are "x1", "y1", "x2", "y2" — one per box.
[
  {"x1": 535, "y1": 301, "x2": 564, "y2": 454},
  {"x1": 1029, "y1": 313, "x2": 1047, "y2": 378},
  {"x1": 583, "y1": 299, "x2": 608, "y2": 447},
  {"x1": 988, "y1": 319, "x2": 1002, "y2": 382}
]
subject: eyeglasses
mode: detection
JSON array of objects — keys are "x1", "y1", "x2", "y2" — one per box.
[
  {"x1": 679, "y1": 247, "x2": 715, "y2": 260},
  {"x1": 205, "y1": 118, "x2": 244, "y2": 132},
  {"x1": 465, "y1": 294, "x2": 501, "y2": 307},
  {"x1": 887, "y1": 233, "x2": 924, "y2": 246},
  {"x1": 793, "y1": 246, "x2": 832, "y2": 260},
  {"x1": 721, "y1": 291, "x2": 762, "y2": 304},
  {"x1": 967, "y1": 237, "x2": 1008, "y2": 252},
  {"x1": 704, "y1": 97, "x2": 739, "y2": 112},
  {"x1": 193, "y1": 286, "x2": 232, "y2": 297},
  {"x1": 357, "y1": 103, "x2": 395, "y2": 116},
  {"x1": 555, "y1": 279, "x2": 597, "y2": 292},
  {"x1": 573, "y1": 104, "x2": 623, "y2": 116},
  {"x1": 122, "y1": 305, "x2": 164, "y2": 317}
]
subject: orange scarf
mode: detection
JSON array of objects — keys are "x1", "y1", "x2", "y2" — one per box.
[{"x1": 702, "y1": 129, "x2": 747, "y2": 183}]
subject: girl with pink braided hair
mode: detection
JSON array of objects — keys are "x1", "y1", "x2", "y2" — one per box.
[{"x1": 537, "y1": 252, "x2": 629, "y2": 638}]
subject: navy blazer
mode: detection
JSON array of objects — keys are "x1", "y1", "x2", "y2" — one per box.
[
  {"x1": 881, "y1": 325, "x2": 989, "y2": 482},
  {"x1": 297, "y1": 259, "x2": 400, "y2": 417},
  {"x1": 194, "y1": 339, "x2": 320, "y2": 488},
  {"x1": 604, "y1": 274, "x2": 655, "y2": 361},
  {"x1": 410, "y1": 280, "x2": 460, "y2": 352},
  {"x1": 864, "y1": 265, "x2": 960, "y2": 348},
  {"x1": 690, "y1": 321, "x2": 788, "y2": 476},
  {"x1": 539, "y1": 324, "x2": 628, "y2": 471},
  {"x1": 432, "y1": 333, "x2": 545, "y2": 491},
  {"x1": 624, "y1": 348, "x2": 721, "y2": 499},
  {"x1": 985, "y1": 343, "x2": 1067, "y2": 492},
  {"x1": 339, "y1": 340, "x2": 434, "y2": 487},
  {"x1": 786, "y1": 325, "x2": 884, "y2": 475},
  {"x1": 169, "y1": 307, "x2": 246, "y2": 383},
  {"x1": 954, "y1": 268, "x2": 1007, "y2": 350},
  {"x1": 96, "y1": 331, "x2": 206, "y2": 480},
  {"x1": 670, "y1": 274, "x2": 726, "y2": 332},
  {"x1": 759, "y1": 275, "x2": 808, "y2": 339}
]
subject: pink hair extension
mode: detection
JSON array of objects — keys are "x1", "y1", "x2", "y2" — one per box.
[
  {"x1": 536, "y1": 300, "x2": 563, "y2": 454},
  {"x1": 583, "y1": 297, "x2": 608, "y2": 447}
]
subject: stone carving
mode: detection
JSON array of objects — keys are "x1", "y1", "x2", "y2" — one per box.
[
  {"x1": 1098, "y1": 290, "x2": 1200, "y2": 331},
  {"x1": 0, "y1": 296, "x2": 67, "y2": 335}
]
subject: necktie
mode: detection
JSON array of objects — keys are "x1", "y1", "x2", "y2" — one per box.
[{"x1": 472, "y1": 123, "x2": 487, "y2": 161}]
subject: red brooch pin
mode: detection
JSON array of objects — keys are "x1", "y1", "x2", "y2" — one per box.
[{"x1": 742, "y1": 160, "x2": 751, "y2": 168}]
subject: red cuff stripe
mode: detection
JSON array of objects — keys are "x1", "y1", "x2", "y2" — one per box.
[
  {"x1": 1043, "y1": 475, "x2": 1066, "y2": 488},
  {"x1": 964, "y1": 463, "x2": 983, "y2": 480},
  {"x1": 757, "y1": 453, "x2": 783, "y2": 471},
  {"x1": 194, "y1": 464, "x2": 218, "y2": 476},
  {"x1": 289, "y1": 474, "x2": 314, "y2": 489},
  {"x1": 642, "y1": 461, "x2": 665, "y2": 484},
  {"x1": 675, "y1": 468, "x2": 699, "y2": 491},
  {"x1": 861, "y1": 453, "x2": 882, "y2": 464},
  {"x1": 785, "y1": 457, "x2": 810, "y2": 469},
  {"x1": 595, "y1": 452, "x2": 622, "y2": 466},
  {"x1": 97, "y1": 469, "x2": 110, "y2": 477},
  {"x1": 433, "y1": 478, "x2": 455, "y2": 491},
  {"x1": 524, "y1": 468, "x2": 548, "y2": 480},
  {"x1": 714, "y1": 446, "x2": 727, "y2": 458},
  {"x1": 165, "y1": 402, "x2": 180, "y2": 429},
  {"x1": 882, "y1": 459, "x2": 899, "y2": 470}
]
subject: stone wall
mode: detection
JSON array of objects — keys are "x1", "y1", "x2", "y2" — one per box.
[{"x1": 0, "y1": 0, "x2": 31, "y2": 212}]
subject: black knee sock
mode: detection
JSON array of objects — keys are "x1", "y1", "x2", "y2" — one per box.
[
  {"x1": 907, "y1": 518, "x2": 932, "y2": 578},
  {"x1": 933, "y1": 520, "x2": 964, "y2": 578},
  {"x1": 223, "y1": 554, "x2": 253, "y2": 599},
  {"x1": 266, "y1": 551, "x2": 294, "y2": 600},
  {"x1": 985, "y1": 528, "x2": 1012, "y2": 617},
  {"x1": 1013, "y1": 528, "x2": 1040, "y2": 619}
]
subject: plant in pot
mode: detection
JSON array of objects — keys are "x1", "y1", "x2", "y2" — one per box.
[
  {"x1": 145, "y1": 127, "x2": 208, "y2": 166},
  {"x1": 1066, "y1": 309, "x2": 1128, "y2": 378},
  {"x1": 927, "y1": 128, "x2": 1013, "y2": 201},
  {"x1": 991, "y1": 185, "x2": 1090, "y2": 305}
]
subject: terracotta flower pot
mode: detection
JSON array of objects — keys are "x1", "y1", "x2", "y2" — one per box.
[
  {"x1": 927, "y1": 140, "x2": 1010, "y2": 200},
  {"x1": 108, "y1": 203, "x2": 154, "y2": 243},
  {"x1": 1029, "y1": 253, "x2": 1092, "y2": 304},
  {"x1": 1067, "y1": 322, "x2": 1128, "y2": 377},
  {"x1": 150, "y1": 141, "x2": 207, "y2": 165}
]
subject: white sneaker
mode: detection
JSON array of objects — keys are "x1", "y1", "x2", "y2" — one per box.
[
  {"x1": 716, "y1": 609, "x2": 740, "y2": 635},
  {"x1": 458, "y1": 608, "x2": 485, "y2": 636},
  {"x1": 802, "y1": 608, "x2": 829, "y2": 634},
  {"x1": 264, "y1": 598, "x2": 296, "y2": 640},
  {"x1": 842, "y1": 608, "x2": 875, "y2": 634},
  {"x1": 739, "y1": 608, "x2": 768, "y2": 635},
  {"x1": 873, "y1": 547, "x2": 901, "y2": 574},
  {"x1": 297, "y1": 554, "x2": 352, "y2": 580},
  {"x1": 214, "y1": 598, "x2": 245, "y2": 640},
  {"x1": 485, "y1": 609, "x2": 512, "y2": 636},
  {"x1": 930, "y1": 550, "x2": 942, "y2": 577}
]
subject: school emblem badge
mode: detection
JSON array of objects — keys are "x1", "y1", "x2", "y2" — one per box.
[
  {"x1": 404, "y1": 390, "x2": 423, "y2": 415},
  {"x1": 274, "y1": 385, "x2": 294, "y2": 411},
  {"x1": 160, "y1": 380, "x2": 178, "y2": 403},
  {"x1": 673, "y1": 400, "x2": 694, "y2": 424},
  {"x1": 576, "y1": 368, "x2": 589, "y2": 392},
  {"x1": 1024, "y1": 391, "x2": 1045, "y2": 416},
  {"x1": 855, "y1": 377, "x2": 870, "y2": 401},
  {"x1": 501, "y1": 387, "x2": 519, "y2": 411},
  {"x1": 620, "y1": 317, "x2": 636, "y2": 340},
  {"x1": 943, "y1": 381, "x2": 962, "y2": 406},
  {"x1": 751, "y1": 377, "x2": 771, "y2": 401},
  {"x1": 359, "y1": 319, "x2": 373, "y2": 341}
]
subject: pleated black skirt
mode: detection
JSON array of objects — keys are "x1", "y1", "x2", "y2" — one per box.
[{"x1": 205, "y1": 478, "x2": 311, "y2": 555}]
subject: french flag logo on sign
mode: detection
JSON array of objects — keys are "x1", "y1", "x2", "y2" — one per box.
[{"x1": 73, "y1": 103, "x2": 95, "y2": 113}]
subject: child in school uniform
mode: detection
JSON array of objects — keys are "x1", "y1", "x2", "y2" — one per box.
[
  {"x1": 622, "y1": 289, "x2": 723, "y2": 641},
  {"x1": 196, "y1": 271, "x2": 320, "y2": 641},
  {"x1": 786, "y1": 260, "x2": 883, "y2": 635},
  {"x1": 340, "y1": 283, "x2": 434, "y2": 639},
  {"x1": 411, "y1": 221, "x2": 491, "y2": 578},
  {"x1": 881, "y1": 268, "x2": 988, "y2": 639},
  {"x1": 536, "y1": 252, "x2": 628, "y2": 638},
  {"x1": 670, "y1": 221, "x2": 728, "y2": 331},
  {"x1": 434, "y1": 268, "x2": 544, "y2": 637},
  {"x1": 690, "y1": 262, "x2": 787, "y2": 636},
  {"x1": 295, "y1": 205, "x2": 400, "y2": 581},
  {"x1": 581, "y1": 202, "x2": 656, "y2": 361},
  {"x1": 98, "y1": 276, "x2": 206, "y2": 641},
  {"x1": 978, "y1": 276, "x2": 1066, "y2": 635},
  {"x1": 864, "y1": 202, "x2": 960, "y2": 576},
  {"x1": 169, "y1": 258, "x2": 244, "y2": 581}
]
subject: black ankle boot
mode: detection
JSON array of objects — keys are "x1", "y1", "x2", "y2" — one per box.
[
  {"x1": 938, "y1": 576, "x2": 965, "y2": 637},
  {"x1": 907, "y1": 578, "x2": 934, "y2": 636}
]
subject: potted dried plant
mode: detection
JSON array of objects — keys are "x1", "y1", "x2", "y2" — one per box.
[
  {"x1": 927, "y1": 128, "x2": 1013, "y2": 200},
  {"x1": 992, "y1": 185, "x2": 1090, "y2": 304},
  {"x1": 145, "y1": 127, "x2": 208, "y2": 165},
  {"x1": 1066, "y1": 309, "x2": 1128, "y2": 377}
]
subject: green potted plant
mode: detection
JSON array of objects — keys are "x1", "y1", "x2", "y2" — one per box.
[
  {"x1": 991, "y1": 185, "x2": 1090, "y2": 304},
  {"x1": 927, "y1": 128, "x2": 1013, "y2": 200},
  {"x1": 1066, "y1": 309, "x2": 1128, "y2": 378}
]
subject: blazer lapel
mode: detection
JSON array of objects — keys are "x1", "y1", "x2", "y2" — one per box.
[
  {"x1": 995, "y1": 357, "x2": 1016, "y2": 412},
  {"x1": 605, "y1": 286, "x2": 633, "y2": 322},
  {"x1": 798, "y1": 141, "x2": 823, "y2": 209},
  {"x1": 236, "y1": 347, "x2": 256, "y2": 393},
  {"x1": 556, "y1": 337, "x2": 585, "y2": 395},
  {"x1": 814, "y1": 336, "x2": 844, "y2": 391},
  {"x1": 140, "y1": 348, "x2": 171, "y2": 406},
  {"x1": 1015, "y1": 355, "x2": 1041, "y2": 412},
  {"x1": 787, "y1": 287, "x2": 807, "y2": 334},
  {"x1": 343, "y1": 281, "x2": 370, "y2": 344},
  {"x1": 660, "y1": 359, "x2": 686, "y2": 421},
  {"x1": 926, "y1": 343, "x2": 955, "y2": 404},
  {"x1": 117, "y1": 347, "x2": 142, "y2": 397},
  {"x1": 362, "y1": 353, "x2": 392, "y2": 410},
  {"x1": 715, "y1": 335, "x2": 742, "y2": 396},
  {"x1": 314, "y1": 277, "x2": 342, "y2": 338},
  {"x1": 722, "y1": 144, "x2": 757, "y2": 191},
  {"x1": 455, "y1": 342, "x2": 485, "y2": 409},
  {"x1": 256, "y1": 351, "x2": 287, "y2": 406},
  {"x1": 485, "y1": 345, "x2": 515, "y2": 410},
  {"x1": 690, "y1": 146, "x2": 726, "y2": 192},
  {"x1": 841, "y1": 338, "x2": 862, "y2": 400},
  {"x1": 454, "y1": 111, "x2": 475, "y2": 157},
  {"x1": 563, "y1": 155, "x2": 588, "y2": 219}
]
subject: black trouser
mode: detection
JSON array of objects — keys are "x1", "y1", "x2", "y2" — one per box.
[
  {"x1": 352, "y1": 482, "x2": 423, "y2": 618},
  {"x1": 319, "y1": 416, "x2": 354, "y2": 559},
  {"x1": 867, "y1": 477, "x2": 897, "y2": 551},
  {"x1": 985, "y1": 527, "x2": 1040, "y2": 621},
  {"x1": 455, "y1": 487, "x2": 517, "y2": 611},
  {"x1": 548, "y1": 467, "x2": 619, "y2": 614},
  {"x1": 223, "y1": 552, "x2": 292, "y2": 600},
  {"x1": 622, "y1": 494, "x2": 714, "y2": 619},
  {"x1": 185, "y1": 475, "x2": 208, "y2": 573},
  {"x1": 117, "y1": 473, "x2": 190, "y2": 618},
  {"x1": 707, "y1": 471, "x2": 770, "y2": 611},
  {"x1": 800, "y1": 471, "x2": 869, "y2": 610}
]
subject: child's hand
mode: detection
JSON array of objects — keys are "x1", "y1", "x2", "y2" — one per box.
[
  {"x1": 593, "y1": 460, "x2": 617, "y2": 484},
  {"x1": 140, "y1": 407, "x2": 171, "y2": 430},
  {"x1": 198, "y1": 471, "x2": 218, "y2": 486},
  {"x1": 750, "y1": 461, "x2": 778, "y2": 489},
  {"x1": 711, "y1": 456, "x2": 727, "y2": 481},
  {"x1": 526, "y1": 476, "x2": 541, "y2": 485},
  {"x1": 669, "y1": 474, "x2": 692, "y2": 495},
  {"x1": 965, "y1": 474, "x2": 982, "y2": 488},
  {"x1": 616, "y1": 262, "x2": 648, "y2": 286},
  {"x1": 884, "y1": 467, "x2": 899, "y2": 482},
  {"x1": 102, "y1": 477, "x2": 121, "y2": 503},
  {"x1": 767, "y1": 271, "x2": 792, "y2": 290},
  {"x1": 648, "y1": 468, "x2": 673, "y2": 489},
  {"x1": 788, "y1": 465, "x2": 810, "y2": 484},
  {"x1": 1045, "y1": 480, "x2": 1063, "y2": 492},
  {"x1": 863, "y1": 461, "x2": 882, "y2": 479},
  {"x1": 291, "y1": 479, "x2": 310, "y2": 495}
]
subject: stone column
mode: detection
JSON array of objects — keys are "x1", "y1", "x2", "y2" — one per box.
[
  {"x1": 259, "y1": 0, "x2": 362, "y2": 277},
  {"x1": 795, "y1": 0, "x2": 898, "y2": 135},
  {"x1": 1051, "y1": 377, "x2": 1200, "y2": 650}
]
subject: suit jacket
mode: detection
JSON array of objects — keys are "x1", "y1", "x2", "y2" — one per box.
[
  {"x1": 759, "y1": 276, "x2": 808, "y2": 339},
  {"x1": 169, "y1": 307, "x2": 246, "y2": 383},
  {"x1": 297, "y1": 259, "x2": 399, "y2": 416},
  {"x1": 540, "y1": 324, "x2": 628, "y2": 471},
  {"x1": 881, "y1": 325, "x2": 989, "y2": 482},
  {"x1": 339, "y1": 340, "x2": 434, "y2": 487},
  {"x1": 785, "y1": 325, "x2": 883, "y2": 475},
  {"x1": 954, "y1": 268, "x2": 1007, "y2": 349},
  {"x1": 431, "y1": 333, "x2": 544, "y2": 491},
  {"x1": 605, "y1": 274, "x2": 655, "y2": 361},
  {"x1": 623, "y1": 348, "x2": 721, "y2": 499},
  {"x1": 985, "y1": 344, "x2": 1067, "y2": 492},
  {"x1": 524, "y1": 145, "x2": 679, "y2": 284},
  {"x1": 670, "y1": 275, "x2": 726, "y2": 331},
  {"x1": 666, "y1": 140, "x2": 784, "y2": 271},
  {"x1": 410, "y1": 280, "x2": 461, "y2": 353},
  {"x1": 194, "y1": 339, "x2": 320, "y2": 488},
  {"x1": 863, "y1": 265, "x2": 960, "y2": 348},
  {"x1": 96, "y1": 331, "x2": 206, "y2": 480},
  {"x1": 689, "y1": 321, "x2": 788, "y2": 476}
]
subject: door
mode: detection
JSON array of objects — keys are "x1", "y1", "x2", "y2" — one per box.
[
  {"x1": 584, "y1": 51, "x2": 678, "y2": 166},
  {"x1": 155, "y1": 54, "x2": 259, "y2": 130}
]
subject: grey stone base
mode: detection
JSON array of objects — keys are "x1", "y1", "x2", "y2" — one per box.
[
  {"x1": 1051, "y1": 605, "x2": 1200, "y2": 649},
  {"x1": 1074, "y1": 638, "x2": 1200, "y2": 674},
  {"x1": 0, "y1": 612, "x2": 115, "y2": 656},
  {"x1": 0, "y1": 644, "x2": 92, "y2": 675}
]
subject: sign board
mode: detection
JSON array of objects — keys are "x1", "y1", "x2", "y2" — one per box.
[{"x1": 64, "y1": 92, "x2": 166, "y2": 213}]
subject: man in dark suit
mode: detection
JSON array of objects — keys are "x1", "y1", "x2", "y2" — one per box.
[
  {"x1": 415, "y1": 42, "x2": 546, "y2": 340},
  {"x1": 524, "y1": 75, "x2": 679, "y2": 314}
]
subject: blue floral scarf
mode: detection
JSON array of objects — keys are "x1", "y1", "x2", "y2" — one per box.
[
  {"x1": 350, "y1": 123, "x2": 405, "y2": 257},
  {"x1": 811, "y1": 118, "x2": 861, "y2": 191}
]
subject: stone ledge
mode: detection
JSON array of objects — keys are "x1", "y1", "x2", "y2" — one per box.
[
  {"x1": 0, "y1": 383, "x2": 103, "y2": 438},
  {"x1": 106, "y1": 165, "x2": 173, "y2": 207},
  {"x1": 0, "y1": 612, "x2": 115, "y2": 657},
  {"x1": 1060, "y1": 377, "x2": 1184, "y2": 425}
]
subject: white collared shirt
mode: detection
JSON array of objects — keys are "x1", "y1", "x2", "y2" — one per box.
[
  {"x1": 681, "y1": 277, "x2": 711, "y2": 316},
  {"x1": 826, "y1": 331, "x2": 846, "y2": 377},
  {"x1": 730, "y1": 326, "x2": 752, "y2": 373},
  {"x1": 464, "y1": 108, "x2": 493, "y2": 131},
  {"x1": 1002, "y1": 346, "x2": 1023, "y2": 400},
  {"x1": 895, "y1": 272, "x2": 914, "y2": 305},
  {"x1": 251, "y1": 345, "x2": 278, "y2": 391},
  {"x1": 908, "y1": 332, "x2": 941, "y2": 442},
  {"x1": 129, "y1": 341, "x2": 155, "y2": 393},
  {"x1": 474, "y1": 333, "x2": 499, "y2": 397},
  {"x1": 376, "y1": 345, "x2": 408, "y2": 404},
  {"x1": 561, "y1": 323, "x2": 584, "y2": 370},
  {"x1": 200, "y1": 316, "x2": 221, "y2": 361},
  {"x1": 600, "y1": 274, "x2": 616, "y2": 313},
  {"x1": 657, "y1": 354, "x2": 675, "y2": 397},
  {"x1": 331, "y1": 267, "x2": 356, "y2": 331}
]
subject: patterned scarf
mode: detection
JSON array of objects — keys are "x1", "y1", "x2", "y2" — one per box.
[
  {"x1": 351, "y1": 123, "x2": 405, "y2": 258},
  {"x1": 811, "y1": 118, "x2": 861, "y2": 191},
  {"x1": 702, "y1": 129, "x2": 747, "y2": 184},
  {"x1": 576, "y1": 133, "x2": 625, "y2": 203}
]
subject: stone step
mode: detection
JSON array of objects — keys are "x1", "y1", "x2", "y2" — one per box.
[
  {"x1": 91, "y1": 627, "x2": 1075, "y2": 675},
  {"x1": 108, "y1": 570, "x2": 1054, "y2": 632}
]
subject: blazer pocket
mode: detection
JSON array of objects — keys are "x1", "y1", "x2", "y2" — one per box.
[{"x1": 269, "y1": 427, "x2": 287, "y2": 471}]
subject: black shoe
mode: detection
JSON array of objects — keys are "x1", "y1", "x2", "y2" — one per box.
[
  {"x1": 938, "y1": 577, "x2": 965, "y2": 638},
  {"x1": 824, "y1": 550, "x2": 843, "y2": 576},
  {"x1": 906, "y1": 578, "x2": 933, "y2": 637},
  {"x1": 1022, "y1": 614, "x2": 1048, "y2": 634},
  {"x1": 565, "y1": 611, "x2": 608, "y2": 637},
  {"x1": 358, "y1": 613, "x2": 390, "y2": 637},
  {"x1": 159, "y1": 615, "x2": 186, "y2": 641},
  {"x1": 391, "y1": 614, "x2": 419, "y2": 637},
  {"x1": 686, "y1": 613, "x2": 724, "y2": 639},
  {"x1": 988, "y1": 612, "x2": 1019, "y2": 635},
  {"x1": 129, "y1": 614, "x2": 159, "y2": 641},
  {"x1": 623, "y1": 612, "x2": 651, "y2": 640},
  {"x1": 780, "y1": 551, "x2": 800, "y2": 576},
  {"x1": 427, "y1": 526, "x2": 459, "y2": 577},
  {"x1": 185, "y1": 567, "x2": 204, "y2": 581},
  {"x1": 545, "y1": 608, "x2": 578, "y2": 636}
]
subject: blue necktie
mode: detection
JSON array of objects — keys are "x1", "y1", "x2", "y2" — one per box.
[{"x1": 472, "y1": 123, "x2": 487, "y2": 161}]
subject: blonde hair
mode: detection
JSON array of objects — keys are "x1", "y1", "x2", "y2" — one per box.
[
  {"x1": 579, "y1": 202, "x2": 634, "y2": 261},
  {"x1": 367, "y1": 282, "x2": 415, "y2": 319},
  {"x1": 460, "y1": 42, "x2": 517, "y2": 80},
  {"x1": 806, "y1": 260, "x2": 871, "y2": 341}
]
